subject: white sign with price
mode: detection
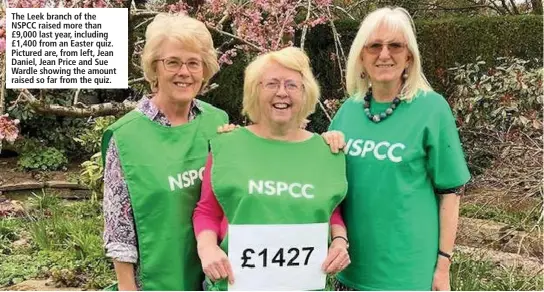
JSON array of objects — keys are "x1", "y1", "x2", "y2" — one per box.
[{"x1": 228, "y1": 223, "x2": 328, "y2": 291}]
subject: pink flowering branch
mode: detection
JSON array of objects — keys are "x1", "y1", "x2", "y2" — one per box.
[
  {"x1": 1, "y1": 55, "x2": 5, "y2": 115},
  {"x1": 327, "y1": 5, "x2": 347, "y2": 91},
  {"x1": 190, "y1": 0, "x2": 335, "y2": 64},
  {"x1": 0, "y1": 6, "x2": 5, "y2": 115},
  {"x1": 273, "y1": 0, "x2": 303, "y2": 50},
  {"x1": 1, "y1": 0, "x2": 340, "y2": 121},
  {"x1": 0, "y1": 6, "x2": 5, "y2": 55},
  {"x1": 207, "y1": 25, "x2": 266, "y2": 53},
  {"x1": 0, "y1": 114, "x2": 20, "y2": 144}
]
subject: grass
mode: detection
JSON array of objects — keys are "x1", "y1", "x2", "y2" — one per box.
[
  {"x1": 328, "y1": 255, "x2": 543, "y2": 291},
  {"x1": 451, "y1": 252, "x2": 543, "y2": 291},
  {"x1": 1, "y1": 190, "x2": 542, "y2": 290},
  {"x1": 0, "y1": 191, "x2": 115, "y2": 289},
  {"x1": 460, "y1": 203, "x2": 541, "y2": 229},
  {"x1": 460, "y1": 199, "x2": 542, "y2": 231}
]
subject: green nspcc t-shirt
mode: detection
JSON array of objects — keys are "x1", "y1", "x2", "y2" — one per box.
[{"x1": 329, "y1": 90, "x2": 470, "y2": 291}]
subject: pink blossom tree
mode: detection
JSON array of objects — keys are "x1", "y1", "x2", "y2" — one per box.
[{"x1": 0, "y1": 0, "x2": 351, "y2": 145}]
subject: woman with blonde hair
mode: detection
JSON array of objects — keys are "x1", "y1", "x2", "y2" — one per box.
[
  {"x1": 101, "y1": 13, "x2": 229, "y2": 290},
  {"x1": 324, "y1": 6, "x2": 471, "y2": 291},
  {"x1": 192, "y1": 46, "x2": 350, "y2": 291}
]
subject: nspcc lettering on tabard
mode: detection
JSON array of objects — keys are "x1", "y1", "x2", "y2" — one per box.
[
  {"x1": 6, "y1": 8, "x2": 128, "y2": 89},
  {"x1": 248, "y1": 180, "x2": 315, "y2": 199}
]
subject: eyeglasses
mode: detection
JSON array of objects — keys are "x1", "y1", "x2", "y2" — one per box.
[
  {"x1": 156, "y1": 57, "x2": 204, "y2": 73},
  {"x1": 364, "y1": 42, "x2": 407, "y2": 54},
  {"x1": 260, "y1": 80, "x2": 304, "y2": 93}
]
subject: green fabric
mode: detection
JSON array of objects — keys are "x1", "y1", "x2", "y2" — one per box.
[
  {"x1": 101, "y1": 101, "x2": 228, "y2": 291},
  {"x1": 206, "y1": 127, "x2": 348, "y2": 290},
  {"x1": 329, "y1": 90, "x2": 471, "y2": 291}
]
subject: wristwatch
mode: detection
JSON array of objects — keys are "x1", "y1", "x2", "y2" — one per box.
[
  {"x1": 332, "y1": 236, "x2": 350, "y2": 249},
  {"x1": 438, "y1": 250, "x2": 453, "y2": 262}
]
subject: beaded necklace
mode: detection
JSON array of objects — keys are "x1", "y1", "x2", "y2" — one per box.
[{"x1": 363, "y1": 87, "x2": 402, "y2": 123}]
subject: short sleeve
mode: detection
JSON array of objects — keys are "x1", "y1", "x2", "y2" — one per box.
[
  {"x1": 221, "y1": 110, "x2": 229, "y2": 124},
  {"x1": 328, "y1": 97, "x2": 350, "y2": 131},
  {"x1": 328, "y1": 113, "x2": 338, "y2": 131},
  {"x1": 426, "y1": 100, "x2": 471, "y2": 191}
]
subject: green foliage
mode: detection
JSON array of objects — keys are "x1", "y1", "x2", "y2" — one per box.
[
  {"x1": 302, "y1": 15, "x2": 543, "y2": 107},
  {"x1": 71, "y1": 16, "x2": 542, "y2": 208},
  {"x1": 0, "y1": 219, "x2": 21, "y2": 255},
  {"x1": 6, "y1": 90, "x2": 90, "y2": 158},
  {"x1": 17, "y1": 144, "x2": 68, "y2": 171},
  {"x1": 73, "y1": 116, "x2": 116, "y2": 201},
  {"x1": 447, "y1": 57, "x2": 543, "y2": 131},
  {"x1": 0, "y1": 253, "x2": 50, "y2": 287},
  {"x1": 417, "y1": 15, "x2": 542, "y2": 87},
  {"x1": 4, "y1": 15, "x2": 541, "y2": 155},
  {"x1": 14, "y1": 138, "x2": 69, "y2": 172},
  {"x1": 26, "y1": 200, "x2": 103, "y2": 254},
  {"x1": 329, "y1": 254, "x2": 543, "y2": 291},
  {"x1": 445, "y1": 56, "x2": 542, "y2": 175},
  {"x1": 451, "y1": 252, "x2": 543, "y2": 290},
  {"x1": 27, "y1": 190, "x2": 62, "y2": 213},
  {"x1": 201, "y1": 55, "x2": 249, "y2": 126},
  {"x1": 461, "y1": 202, "x2": 542, "y2": 230},
  {"x1": 0, "y1": 199, "x2": 114, "y2": 289},
  {"x1": 204, "y1": 15, "x2": 541, "y2": 131},
  {"x1": 0, "y1": 250, "x2": 114, "y2": 289},
  {"x1": 79, "y1": 152, "x2": 104, "y2": 202},
  {"x1": 333, "y1": 0, "x2": 521, "y2": 20},
  {"x1": 74, "y1": 116, "x2": 116, "y2": 155}
]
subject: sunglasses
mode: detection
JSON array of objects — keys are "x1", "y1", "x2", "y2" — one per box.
[{"x1": 364, "y1": 42, "x2": 407, "y2": 54}]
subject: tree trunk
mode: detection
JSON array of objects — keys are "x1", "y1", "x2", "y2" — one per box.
[
  {"x1": 26, "y1": 101, "x2": 137, "y2": 117},
  {"x1": 500, "y1": 0, "x2": 514, "y2": 14},
  {"x1": 508, "y1": 0, "x2": 520, "y2": 14},
  {"x1": 531, "y1": 0, "x2": 543, "y2": 14},
  {"x1": 15, "y1": 83, "x2": 217, "y2": 117}
]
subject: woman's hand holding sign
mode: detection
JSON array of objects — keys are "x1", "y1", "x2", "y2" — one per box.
[
  {"x1": 197, "y1": 231, "x2": 235, "y2": 285},
  {"x1": 321, "y1": 236, "x2": 350, "y2": 274}
]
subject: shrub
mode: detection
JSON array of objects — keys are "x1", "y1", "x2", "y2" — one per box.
[
  {"x1": 447, "y1": 57, "x2": 543, "y2": 132},
  {"x1": 73, "y1": 116, "x2": 116, "y2": 155},
  {"x1": 17, "y1": 144, "x2": 68, "y2": 171},
  {"x1": 79, "y1": 153, "x2": 104, "y2": 202},
  {"x1": 73, "y1": 116, "x2": 116, "y2": 201},
  {"x1": 205, "y1": 15, "x2": 543, "y2": 130},
  {"x1": 446, "y1": 56, "x2": 542, "y2": 197}
]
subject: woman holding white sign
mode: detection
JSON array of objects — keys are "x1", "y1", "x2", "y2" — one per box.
[
  {"x1": 193, "y1": 47, "x2": 350, "y2": 291},
  {"x1": 324, "y1": 7, "x2": 471, "y2": 291},
  {"x1": 101, "y1": 13, "x2": 229, "y2": 291}
]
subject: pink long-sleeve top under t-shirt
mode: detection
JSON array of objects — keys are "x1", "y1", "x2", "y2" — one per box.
[{"x1": 193, "y1": 153, "x2": 346, "y2": 240}]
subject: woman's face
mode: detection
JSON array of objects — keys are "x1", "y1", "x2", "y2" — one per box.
[
  {"x1": 361, "y1": 24, "x2": 411, "y2": 87},
  {"x1": 257, "y1": 61, "x2": 305, "y2": 128},
  {"x1": 155, "y1": 38, "x2": 205, "y2": 104}
]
